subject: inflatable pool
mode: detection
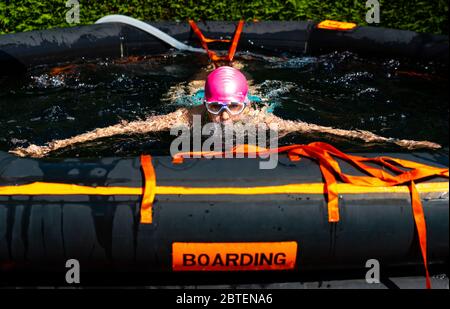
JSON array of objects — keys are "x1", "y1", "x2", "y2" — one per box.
[{"x1": 0, "y1": 19, "x2": 448, "y2": 287}]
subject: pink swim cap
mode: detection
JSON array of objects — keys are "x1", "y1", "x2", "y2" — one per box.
[{"x1": 204, "y1": 66, "x2": 248, "y2": 103}]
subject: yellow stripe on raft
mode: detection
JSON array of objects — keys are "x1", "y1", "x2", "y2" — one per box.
[
  {"x1": 0, "y1": 181, "x2": 448, "y2": 196},
  {"x1": 0, "y1": 182, "x2": 142, "y2": 195},
  {"x1": 156, "y1": 182, "x2": 449, "y2": 195}
]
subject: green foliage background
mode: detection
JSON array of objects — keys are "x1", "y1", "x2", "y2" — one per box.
[{"x1": 0, "y1": 0, "x2": 448, "y2": 35}]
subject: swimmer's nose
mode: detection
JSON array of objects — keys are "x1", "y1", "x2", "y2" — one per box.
[{"x1": 220, "y1": 110, "x2": 231, "y2": 122}]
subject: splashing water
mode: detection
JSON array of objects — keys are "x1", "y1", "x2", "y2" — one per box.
[{"x1": 0, "y1": 51, "x2": 448, "y2": 157}]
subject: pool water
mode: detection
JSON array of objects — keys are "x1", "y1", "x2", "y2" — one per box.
[{"x1": 0, "y1": 51, "x2": 448, "y2": 157}]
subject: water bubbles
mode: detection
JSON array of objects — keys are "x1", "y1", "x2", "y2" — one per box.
[
  {"x1": 257, "y1": 80, "x2": 296, "y2": 99},
  {"x1": 384, "y1": 59, "x2": 400, "y2": 69},
  {"x1": 115, "y1": 73, "x2": 127, "y2": 83},
  {"x1": 269, "y1": 57, "x2": 317, "y2": 69},
  {"x1": 29, "y1": 74, "x2": 65, "y2": 89},
  {"x1": 40, "y1": 105, "x2": 74, "y2": 122},
  {"x1": 357, "y1": 87, "x2": 379, "y2": 97},
  {"x1": 344, "y1": 72, "x2": 374, "y2": 83},
  {"x1": 321, "y1": 60, "x2": 335, "y2": 71},
  {"x1": 10, "y1": 137, "x2": 28, "y2": 146}
]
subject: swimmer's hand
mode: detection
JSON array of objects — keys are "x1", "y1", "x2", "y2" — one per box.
[
  {"x1": 10, "y1": 144, "x2": 51, "y2": 158},
  {"x1": 291, "y1": 124, "x2": 442, "y2": 150},
  {"x1": 385, "y1": 137, "x2": 442, "y2": 150}
]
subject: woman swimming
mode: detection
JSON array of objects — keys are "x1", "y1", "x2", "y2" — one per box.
[{"x1": 10, "y1": 65, "x2": 441, "y2": 158}]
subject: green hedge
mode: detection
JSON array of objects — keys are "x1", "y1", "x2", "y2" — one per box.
[{"x1": 0, "y1": 0, "x2": 448, "y2": 35}]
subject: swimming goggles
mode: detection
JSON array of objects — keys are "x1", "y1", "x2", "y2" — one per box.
[{"x1": 204, "y1": 101, "x2": 246, "y2": 115}]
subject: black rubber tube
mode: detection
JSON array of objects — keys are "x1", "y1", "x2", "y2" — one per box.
[
  {"x1": 1, "y1": 21, "x2": 447, "y2": 76},
  {"x1": 0, "y1": 151, "x2": 448, "y2": 272},
  {"x1": 308, "y1": 25, "x2": 449, "y2": 62}
]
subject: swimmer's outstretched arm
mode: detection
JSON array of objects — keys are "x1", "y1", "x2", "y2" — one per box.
[
  {"x1": 258, "y1": 112, "x2": 442, "y2": 150},
  {"x1": 10, "y1": 108, "x2": 193, "y2": 158}
]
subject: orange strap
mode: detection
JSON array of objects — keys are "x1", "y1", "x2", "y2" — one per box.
[
  {"x1": 172, "y1": 142, "x2": 449, "y2": 288},
  {"x1": 140, "y1": 155, "x2": 156, "y2": 224},
  {"x1": 188, "y1": 20, "x2": 244, "y2": 63},
  {"x1": 50, "y1": 64, "x2": 77, "y2": 76},
  {"x1": 409, "y1": 180, "x2": 431, "y2": 288}
]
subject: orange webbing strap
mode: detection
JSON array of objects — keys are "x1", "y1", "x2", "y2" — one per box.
[
  {"x1": 172, "y1": 142, "x2": 449, "y2": 288},
  {"x1": 50, "y1": 64, "x2": 78, "y2": 76},
  {"x1": 140, "y1": 154, "x2": 156, "y2": 224},
  {"x1": 188, "y1": 20, "x2": 244, "y2": 62},
  {"x1": 291, "y1": 143, "x2": 442, "y2": 289},
  {"x1": 410, "y1": 180, "x2": 431, "y2": 288}
]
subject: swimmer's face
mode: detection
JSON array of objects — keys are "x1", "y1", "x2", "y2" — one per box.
[{"x1": 206, "y1": 104, "x2": 249, "y2": 124}]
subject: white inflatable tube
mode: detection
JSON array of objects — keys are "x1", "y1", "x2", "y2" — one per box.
[{"x1": 95, "y1": 14, "x2": 206, "y2": 54}]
